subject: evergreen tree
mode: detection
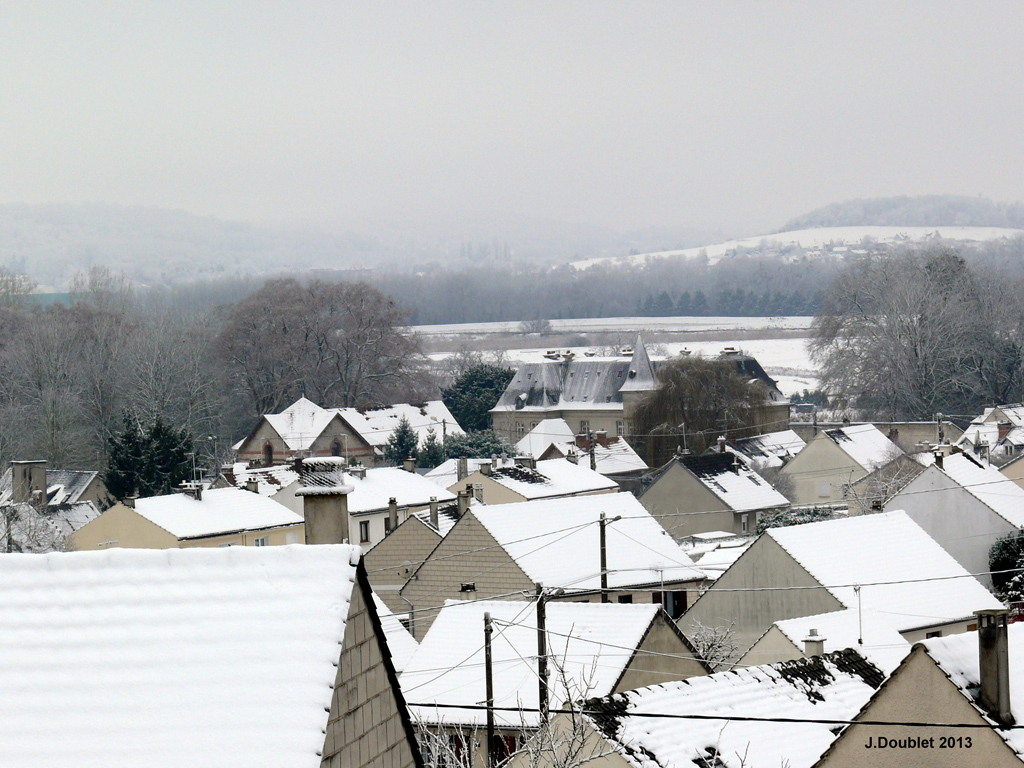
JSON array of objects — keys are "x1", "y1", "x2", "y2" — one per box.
[
  {"x1": 104, "y1": 412, "x2": 195, "y2": 500},
  {"x1": 441, "y1": 364, "x2": 515, "y2": 432},
  {"x1": 417, "y1": 426, "x2": 445, "y2": 469},
  {"x1": 653, "y1": 291, "x2": 675, "y2": 316},
  {"x1": 383, "y1": 416, "x2": 418, "y2": 466},
  {"x1": 675, "y1": 291, "x2": 691, "y2": 316},
  {"x1": 444, "y1": 429, "x2": 512, "y2": 459},
  {"x1": 692, "y1": 290, "x2": 709, "y2": 316}
]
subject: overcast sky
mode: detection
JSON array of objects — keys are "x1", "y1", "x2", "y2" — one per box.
[{"x1": 1, "y1": 2, "x2": 1021, "y2": 236}]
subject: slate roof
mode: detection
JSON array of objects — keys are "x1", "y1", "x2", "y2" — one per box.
[
  {"x1": 822, "y1": 423, "x2": 902, "y2": 472},
  {"x1": 618, "y1": 335, "x2": 657, "y2": 393},
  {"x1": 481, "y1": 457, "x2": 620, "y2": 500},
  {"x1": 402, "y1": 600, "x2": 667, "y2": 727},
  {"x1": 766, "y1": 510, "x2": 1003, "y2": 632},
  {"x1": 0, "y1": 467, "x2": 101, "y2": 506},
  {"x1": 491, "y1": 357, "x2": 639, "y2": 413},
  {"x1": 587, "y1": 650, "x2": 883, "y2": 768},
  {"x1": 733, "y1": 429, "x2": 806, "y2": 468},
  {"x1": 0, "y1": 544, "x2": 362, "y2": 767}
]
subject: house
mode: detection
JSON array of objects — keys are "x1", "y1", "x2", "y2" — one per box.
[
  {"x1": 403, "y1": 599, "x2": 710, "y2": 767},
  {"x1": 1, "y1": 459, "x2": 110, "y2": 509},
  {"x1": 0, "y1": 500, "x2": 100, "y2": 552},
  {"x1": 638, "y1": 452, "x2": 790, "y2": 540},
  {"x1": 883, "y1": 451, "x2": 1024, "y2": 588},
  {"x1": 0, "y1": 544, "x2": 423, "y2": 768},
  {"x1": 739, "y1": 608, "x2": 910, "y2": 674},
  {"x1": 70, "y1": 485, "x2": 305, "y2": 550},
  {"x1": 529, "y1": 650, "x2": 885, "y2": 768},
  {"x1": 490, "y1": 339, "x2": 789, "y2": 445},
  {"x1": 448, "y1": 456, "x2": 619, "y2": 505},
  {"x1": 957, "y1": 403, "x2": 1024, "y2": 460},
  {"x1": 779, "y1": 424, "x2": 904, "y2": 505},
  {"x1": 399, "y1": 492, "x2": 707, "y2": 639},
  {"x1": 220, "y1": 461, "x2": 302, "y2": 514},
  {"x1": 235, "y1": 396, "x2": 463, "y2": 467},
  {"x1": 790, "y1": 419, "x2": 963, "y2": 447},
  {"x1": 363, "y1": 499, "x2": 464, "y2": 614},
  {"x1": 514, "y1": 418, "x2": 649, "y2": 480},
  {"x1": 817, "y1": 609, "x2": 1023, "y2": 767},
  {"x1": 1001, "y1": 451, "x2": 1024, "y2": 490},
  {"x1": 681, "y1": 510, "x2": 1003, "y2": 660},
  {"x1": 731, "y1": 428, "x2": 806, "y2": 468}
]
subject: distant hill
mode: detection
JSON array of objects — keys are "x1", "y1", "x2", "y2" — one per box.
[
  {"x1": 0, "y1": 203, "x2": 381, "y2": 289},
  {"x1": 781, "y1": 195, "x2": 1024, "y2": 231}
]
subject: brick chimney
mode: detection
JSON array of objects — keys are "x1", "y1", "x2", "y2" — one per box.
[
  {"x1": 11, "y1": 460, "x2": 47, "y2": 505},
  {"x1": 803, "y1": 628, "x2": 825, "y2": 657},
  {"x1": 295, "y1": 457, "x2": 353, "y2": 545},
  {"x1": 977, "y1": 609, "x2": 1014, "y2": 727}
]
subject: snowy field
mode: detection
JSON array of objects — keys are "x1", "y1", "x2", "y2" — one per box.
[
  {"x1": 418, "y1": 316, "x2": 818, "y2": 396},
  {"x1": 570, "y1": 225, "x2": 1024, "y2": 269}
]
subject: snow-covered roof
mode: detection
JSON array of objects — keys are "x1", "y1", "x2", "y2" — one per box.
[
  {"x1": 935, "y1": 452, "x2": 1024, "y2": 527},
  {"x1": 823, "y1": 423, "x2": 902, "y2": 472},
  {"x1": 669, "y1": 453, "x2": 790, "y2": 512},
  {"x1": 482, "y1": 458, "x2": 619, "y2": 500},
  {"x1": 346, "y1": 467, "x2": 456, "y2": 514},
  {"x1": 471, "y1": 493, "x2": 704, "y2": 591},
  {"x1": 410, "y1": 503, "x2": 463, "y2": 537},
  {"x1": 515, "y1": 420, "x2": 648, "y2": 475},
  {"x1": 336, "y1": 401, "x2": 463, "y2": 450},
  {"x1": 618, "y1": 335, "x2": 657, "y2": 393},
  {"x1": 767, "y1": 510, "x2": 1003, "y2": 632},
  {"x1": 515, "y1": 417, "x2": 576, "y2": 457},
  {"x1": 588, "y1": 650, "x2": 884, "y2": 768},
  {"x1": 228, "y1": 462, "x2": 300, "y2": 497},
  {"x1": 132, "y1": 487, "x2": 303, "y2": 540},
  {"x1": 423, "y1": 457, "x2": 489, "y2": 489},
  {"x1": 372, "y1": 591, "x2": 419, "y2": 673},
  {"x1": 0, "y1": 501, "x2": 100, "y2": 553},
  {"x1": 684, "y1": 537, "x2": 753, "y2": 581},
  {"x1": 763, "y1": 609, "x2": 910, "y2": 675},
  {"x1": 958, "y1": 404, "x2": 1024, "y2": 455},
  {"x1": 264, "y1": 396, "x2": 339, "y2": 451},
  {"x1": 0, "y1": 467, "x2": 100, "y2": 506},
  {"x1": 921, "y1": 622, "x2": 1024, "y2": 757},
  {"x1": 0, "y1": 544, "x2": 361, "y2": 766},
  {"x1": 402, "y1": 600, "x2": 663, "y2": 727},
  {"x1": 733, "y1": 429, "x2": 806, "y2": 468}
]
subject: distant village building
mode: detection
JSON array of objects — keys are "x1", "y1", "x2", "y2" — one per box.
[
  {"x1": 234, "y1": 396, "x2": 463, "y2": 467},
  {"x1": 682, "y1": 511, "x2": 1003, "y2": 659},
  {"x1": 638, "y1": 451, "x2": 790, "y2": 540},
  {"x1": 515, "y1": 418, "x2": 648, "y2": 483},
  {"x1": 779, "y1": 423, "x2": 903, "y2": 505},
  {"x1": 1, "y1": 459, "x2": 110, "y2": 509},
  {"x1": 399, "y1": 493, "x2": 706, "y2": 639},
  {"x1": 957, "y1": 403, "x2": 1024, "y2": 460},
  {"x1": 71, "y1": 486, "x2": 304, "y2": 550},
  {"x1": 0, "y1": 544, "x2": 423, "y2": 768},
  {"x1": 818, "y1": 611, "x2": 1023, "y2": 767},
  {"x1": 448, "y1": 456, "x2": 619, "y2": 505}
]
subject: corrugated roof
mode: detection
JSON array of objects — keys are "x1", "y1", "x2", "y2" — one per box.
[{"x1": 0, "y1": 545, "x2": 361, "y2": 766}]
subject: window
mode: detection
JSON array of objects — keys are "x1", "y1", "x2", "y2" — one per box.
[
  {"x1": 616, "y1": 420, "x2": 624, "y2": 437},
  {"x1": 741, "y1": 514, "x2": 749, "y2": 534},
  {"x1": 530, "y1": 421, "x2": 538, "y2": 430},
  {"x1": 359, "y1": 520, "x2": 370, "y2": 543},
  {"x1": 617, "y1": 595, "x2": 633, "y2": 604},
  {"x1": 263, "y1": 442, "x2": 274, "y2": 466},
  {"x1": 384, "y1": 517, "x2": 392, "y2": 535},
  {"x1": 579, "y1": 420, "x2": 589, "y2": 433},
  {"x1": 516, "y1": 422, "x2": 525, "y2": 439},
  {"x1": 253, "y1": 536, "x2": 268, "y2": 547},
  {"x1": 926, "y1": 630, "x2": 942, "y2": 639},
  {"x1": 331, "y1": 440, "x2": 342, "y2": 457},
  {"x1": 654, "y1": 590, "x2": 687, "y2": 619}
]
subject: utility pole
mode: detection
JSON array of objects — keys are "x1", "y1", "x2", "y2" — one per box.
[
  {"x1": 484, "y1": 611, "x2": 495, "y2": 768},
  {"x1": 442, "y1": 419, "x2": 448, "y2": 460},
  {"x1": 599, "y1": 512, "x2": 609, "y2": 603},
  {"x1": 535, "y1": 583, "x2": 549, "y2": 722},
  {"x1": 588, "y1": 429, "x2": 597, "y2": 472}
]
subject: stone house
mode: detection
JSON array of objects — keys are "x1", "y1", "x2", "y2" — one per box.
[
  {"x1": 0, "y1": 543, "x2": 423, "y2": 768},
  {"x1": 404, "y1": 599, "x2": 710, "y2": 768},
  {"x1": 399, "y1": 493, "x2": 706, "y2": 640},
  {"x1": 638, "y1": 451, "x2": 789, "y2": 540},
  {"x1": 70, "y1": 485, "x2": 305, "y2": 550},
  {"x1": 779, "y1": 424, "x2": 904, "y2": 505},
  {"x1": 235, "y1": 396, "x2": 463, "y2": 467},
  {"x1": 883, "y1": 451, "x2": 1024, "y2": 588},
  {"x1": 449, "y1": 456, "x2": 619, "y2": 505},
  {"x1": 817, "y1": 610, "x2": 1024, "y2": 767},
  {"x1": 517, "y1": 650, "x2": 885, "y2": 768},
  {"x1": 681, "y1": 510, "x2": 1003, "y2": 660},
  {"x1": 1, "y1": 459, "x2": 110, "y2": 509}
]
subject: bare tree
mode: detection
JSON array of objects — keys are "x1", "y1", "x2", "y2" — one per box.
[
  {"x1": 687, "y1": 619, "x2": 739, "y2": 671},
  {"x1": 0, "y1": 504, "x2": 69, "y2": 553}
]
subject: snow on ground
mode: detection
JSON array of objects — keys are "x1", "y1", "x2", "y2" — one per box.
[
  {"x1": 412, "y1": 315, "x2": 812, "y2": 337},
  {"x1": 570, "y1": 225, "x2": 1024, "y2": 270}
]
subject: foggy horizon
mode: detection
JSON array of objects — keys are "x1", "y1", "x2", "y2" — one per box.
[{"x1": 2, "y1": 2, "x2": 1022, "y2": 240}]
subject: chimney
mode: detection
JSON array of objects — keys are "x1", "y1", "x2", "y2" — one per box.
[
  {"x1": 717, "y1": 436, "x2": 727, "y2": 453},
  {"x1": 350, "y1": 464, "x2": 366, "y2": 480},
  {"x1": 123, "y1": 495, "x2": 136, "y2": 509},
  {"x1": 295, "y1": 457, "x2": 353, "y2": 545},
  {"x1": 245, "y1": 478, "x2": 260, "y2": 494},
  {"x1": 11, "y1": 460, "x2": 47, "y2": 505},
  {"x1": 803, "y1": 628, "x2": 825, "y2": 657},
  {"x1": 402, "y1": 456, "x2": 416, "y2": 473},
  {"x1": 388, "y1": 497, "x2": 398, "y2": 533},
  {"x1": 479, "y1": 461, "x2": 492, "y2": 476},
  {"x1": 457, "y1": 489, "x2": 470, "y2": 517},
  {"x1": 977, "y1": 609, "x2": 1014, "y2": 727},
  {"x1": 473, "y1": 483, "x2": 484, "y2": 503},
  {"x1": 180, "y1": 482, "x2": 202, "y2": 501},
  {"x1": 999, "y1": 421, "x2": 1012, "y2": 443},
  {"x1": 566, "y1": 450, "x2": 579, "y2": 465},
  {"x1": 429, "y1": 496, "x2": 439, "y2": 529},
  {"x1": 514, "y1": 456, "x2": 536, "y2": 470},
  {"x1": 457, "y1": 457, "x2": 469, "y2": 482},
  {"x1": 934, "y1": 450, "x2": 943, "y2": 469},
  {"x1": 594, "y1": 430, "x2": 607, "y2": 446}
]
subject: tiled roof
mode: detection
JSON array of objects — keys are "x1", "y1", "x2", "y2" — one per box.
[
  {"x1": 0, "y1": 545, "x2": 361, "y2": 766},
  {"x1": 515, "y1": 418, "x2": 576, "y2": 457},
  {"x1": 402, "y1": 600, "x2": 662, "y2": 727},
  {"x1": 767, "y1": 510, "x2": 1003, "y2": 632},
  {"x1": 132, "y1": 487, "x2": 303, "y2": 539},
  {"x1": 764, "y1": 609, "x2": 910, "y2": 674},
  {"x1": 344, "y1": 467, "x2": 456, "y2": 514},
  {"x1": 587, "y1": 650, "x2": 883, "y2": 768}
]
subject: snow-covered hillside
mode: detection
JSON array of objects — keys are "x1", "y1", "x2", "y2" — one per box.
[{"x1": 570, "y1": 225, "x2": 1024, "y2": 270}]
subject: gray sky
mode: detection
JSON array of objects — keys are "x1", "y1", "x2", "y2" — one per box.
[{"x1": 1, "y1": 1, "x2": 1022, "y2": 235}]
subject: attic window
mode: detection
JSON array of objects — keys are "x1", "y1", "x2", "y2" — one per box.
[
  {"x1": 711, "y1": 481, "x2": 727, "y2": 493},
  {"x1": 460, "y1": 582, "x2": 477, "y2": 593},
  {"x1": 748, "y1": 476, "x2": 761, "y2": 486}
]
